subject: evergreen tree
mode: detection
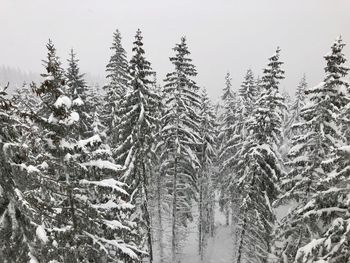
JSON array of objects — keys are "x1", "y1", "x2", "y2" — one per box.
[
  {"x1": 217, "y1": 72, "x2": 238, "y2": 226},
  {"x1": 232, "y1": 48, "x2": 285, "y2": 263},
  {"x1": 275, "y1": 37, "x2": 349, "y2": 263},
  {"x1": 239, "y1": 69, "x2": 257, "y2": 114},
  {"x1": 0, "y1": 83, "x2": 42, "y2": 262},
  {"x1": 222, "y1": 72, "x2": 233, "y2": 101},
  {"x1": 29, "y1": 40, "x2": 142, "y2": 262},
  {"x1": 198, "y1": 88, "x2": 216, "y2": 259},
  {"x1": 284, "y1": 75, "x2": 307, "y2": 140},
  {"x1": 114, "y1": 29, "x2": 159, "y2": 262},
  {"x1": 103, "y1": 29, "x2": 130, "y2": 145},
  {"x1": 66, "y1": 49, "x2": 90, "y2": 136},
  {"x1": 159, "y1": 36, "x2": 201, "y2": 262}
]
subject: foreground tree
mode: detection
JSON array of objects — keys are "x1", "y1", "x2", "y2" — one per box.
[
  {"x1": 275, "y1": 37, "x2": 349, "y2": 263},
  {"x1": 29, "y1": 40, "x2": 142, "y2": 262},
  {"x1": 0, "y1": 83, "x2": 43, "y2": 262}
]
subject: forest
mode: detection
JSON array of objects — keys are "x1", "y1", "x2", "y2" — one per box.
[{"x1": 0, "y1": 28, "x2": 349, "y2": 263}]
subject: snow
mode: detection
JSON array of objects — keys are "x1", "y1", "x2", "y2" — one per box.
[
  {"x1": 92, "y1": 200, "x2": 134, "y2": 210},
  {"x1": 36, "y1": 224, "x2": 48, "y2": 243},
  {"x1": 81, "y1": 159, "x2": 124, "y2": 171},
  {"x1": 80, "y1": 178, "x2": 128, "y2": 195},
  {"x1": 339, "y1": 145, "x2": 350, "y2": 153},
  {"x1": 77, "y1": 134, "x2": 101, "y2": 148},
  {"x1": 54, "y1": 95, "x2": 72, "y2": 109},
  {"x1": 73, "y1": 97, "x2": 84, "y2": 106},
  {"x1": 181, "y1": 202, "x2": 233, "y2": 263},
  {"x1": 28, "y1": 252, "x2": 39, "y2": 263},
  {"x1": 103, "y1": 219, "x2": 130, "y2": 230}
]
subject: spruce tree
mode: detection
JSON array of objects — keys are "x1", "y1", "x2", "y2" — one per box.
[
  {"x1": 29, "y1": 40, "x2": 142, "y2": 262},
  {"x1": 275, "y1": 37, "x2": 349, "y2": 262},
  {"x1": 217, "y1": 72, "x2": 238, "y2": 226},
  {"x1": 113, "y1": 29, "x2": 160, "y2": 262},
  {"x1": 232, "y1": 48, "x2": 285, "y2": 263},
  {"x1": 66, "y1": 49, "x2": 91, "y2": 136},
  {"x1": 284, "y1": 75, "x2": 307, "y2": 141},
  {"x1": 0, "y1": 83, "x2": 42, "y2": 262},
  {"x1": 198, "y1": 88, "x2": 216, "y2": 259},
  {"x1": 159, "y1": 36, "x2": 201, "y2": 262},
  {"x1": 103, "y1": 29, "x2": 130, "y2": 145}
]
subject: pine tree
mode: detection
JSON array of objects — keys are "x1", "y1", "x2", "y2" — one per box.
[
  {"x1": 232, "y1": 48, "x2": 285, "y2": 263},
  {"x1": 284, "y1": 75, "x2": 307, "y2": 140},
  {"x1": 275, "y1": 37, "x2": 349, "y2": 263},
  {"x1": 113, "y1": 29, "x2": 160, "y2": 262},
  {"x1": 222, "y1": 72, "x2": 233, "y2": 101},
  {"x1": 239, "y1": 69, "x2": 257, "y2": 114},
  {"x1": 0, "y1": 83, "x2": 42, "y2": 262},
  {"x1": 159, "y1": 36, "x2": 201, "y2": 262},
  {"x1": 217, "y1": 72, "x2": 238, "y2": 226},
  {"x1": 198, "y1": 88, "x2": 216, "y2": 259},
  {"x1": 66, "y1": 49, "x2": 91, "y2": 136},
  {"x1": 103, "y1": 29, "x2": 130, "y2": 145},
  {"x1": 29, "y1": 40, "x2": 142, "y2": 262}
]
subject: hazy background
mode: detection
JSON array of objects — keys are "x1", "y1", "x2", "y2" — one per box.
[{"x1": 1, "y1": 0, "x2": 349, "y2": 100}]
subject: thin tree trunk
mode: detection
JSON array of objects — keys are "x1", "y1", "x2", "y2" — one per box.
[
  {"x1": 171, "y1": 156, "x2": 178, "y2": 262},
  {"x1": 236, "y1": 217, "x2": 246, "y2": 263},
  {"x1": 142, "y1": 163, "x2": 153, "y2": 263},
  {"x1": 156, "y1": 169, "x2": 164, "y2": 263},
  {"x1": 198, "y1": 176, "x2": 203, "y2": 259}
]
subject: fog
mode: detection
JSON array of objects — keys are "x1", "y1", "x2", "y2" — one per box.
[{"x1": 1, "y1": 0, "x2": 349, "y2": 99}]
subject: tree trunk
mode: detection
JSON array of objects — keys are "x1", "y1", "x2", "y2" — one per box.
[
  {"x1": 171, "y1": 156, "x2": 178, "y2": 262},
  {"x1": 156, "y1": 170, "x2": 164, "y2": 263},
  {"x1": 142, "y1": 163, "x2": 153, "y2": 263},
  {"x1": 198, "y1": 176, "x2": 203, "y2": 259},
  {"x1": 236, "y1": 217, "x2": 246, "y2": 263}
]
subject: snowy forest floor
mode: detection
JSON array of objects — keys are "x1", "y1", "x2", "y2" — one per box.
[{"x1": 181, "y1": 203, "x2": 233, "y2": 263}]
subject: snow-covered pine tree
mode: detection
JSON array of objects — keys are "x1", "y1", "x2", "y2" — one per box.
[
  {"x1": 217, "y1": 72, "x2": 238, "y2": 226},
  {"x1": 12, "y1": 82, "x2": 40, "y2": 112},
  {"x1": 222, "y1": 72, "x2": 233, "y2": 102},
  {"x1": 103, "y1": 29, "x2": 130, "y2": 145},
  {"x1": 149, "y1": 82, "x2": 166, "y2": 263},
  {"x1": 283, "y1": 75, "x2": 307, "y2": 141},
  {"x1": 159, "y1": 36, "x2": 201, "y2": 262},
  {"x1": 29, "y1": 40, "x2": 142, "y2": 262},
  {"x1": 198, "y1": 88, "x2": 216, "y2": 259},
  {"x1": 239, "y1": 69, "x2": 257, "y2": 115},
  {"x1": 233, "y1": 48, "x2": 285, "y2": 263},
  {"x1": 113, "y1": 29, "x2": 160, "y2": 262},
  {"x1": 65, "y1": 49, "x2": 91, "y2": 137},
  {"x1": 274, "y1": 37, "x2": 349, "y2": 263},
  {"x1": 0, "y1": 83, "x2": 43, "y2": 262}
]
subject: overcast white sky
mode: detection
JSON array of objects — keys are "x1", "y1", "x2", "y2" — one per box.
[{"x1": 1, "y1": 0, "x2": 349, "y2": 99}]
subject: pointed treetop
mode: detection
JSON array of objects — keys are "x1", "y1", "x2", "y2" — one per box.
[
  {"x1": 261, "y1": 47, "x2": 285, "y2": 92},
  {"x1": 66, "y1": 49, "x2": 86, "y2": 98},
  {"x1": 324, "y1": 36, "x2": 349, "y2": 87},
  {"x1": 295, "y1": 74, "x2": 307, "y2": 102},
  {"x1": 222, "y1": 72, "x2": 233, "y2": 101}
]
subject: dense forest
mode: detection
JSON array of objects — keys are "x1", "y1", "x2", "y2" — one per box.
[{"x1": 0, "y1": 29, "x2": 349, "y2": 263}]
